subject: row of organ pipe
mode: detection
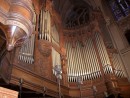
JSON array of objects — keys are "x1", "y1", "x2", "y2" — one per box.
[
  {"x1": 17, "y1": 5, "x2": 125, "y2": 82},
  {"x1": 18, "y1": 34, "x2": 35, "y2": 64},
  {"x1": 33, "y1": 10, "x2": 36, "y2": 31},
  {"x1": 69, "y1": 71, "x2": 102, "y2": 82},
  {"x1": 39, "y1": 9, "x2": 51, "y2": 41},
  {"x1": 65, "y1": 31, "x2": 125, "y2": 82},
  {"x1": 112, "y1": 53, "x2": 125, "y2": 78},
  {"x1": 18, "y1": 8, "x2": 36, "y2": 64},
  {"x1": 94, "y1": 32, "x2": 113, "y2": 74},
  {"x1": 65, "y1": 37, "x2": 101, "y2": 82},
  {"x1": 95, "y1": 32, "x2": 125, "y2": 77},
  {"x1": 51, "y1": 25, "x2": 60, "y2": 46}
]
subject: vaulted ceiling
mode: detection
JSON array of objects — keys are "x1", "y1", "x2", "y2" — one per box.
[{"x1": 53, "y1": 0, "x2": 98, "y2": 28}]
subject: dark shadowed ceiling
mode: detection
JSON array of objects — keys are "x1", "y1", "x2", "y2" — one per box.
[{"x1": 53, "y1": 0, "x2": 98, "y2": 28}]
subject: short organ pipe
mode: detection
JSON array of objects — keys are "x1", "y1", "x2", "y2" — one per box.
[{"x1": 18, "y1": 34, "x2": 35, "y2": 64}]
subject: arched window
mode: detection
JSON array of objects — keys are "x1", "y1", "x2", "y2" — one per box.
[{"x1": 108, "y1": 0, "x2": 130, "y2": 20}]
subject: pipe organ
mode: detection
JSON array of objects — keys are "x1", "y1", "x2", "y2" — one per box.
[
  {"x1": 18, "y1": 8, "x2": 36, "y2": 64},
  {"x1": 0, "y1": 0, "x2": 130, "y2": 97},
  {"x1": 65, "y1": 36, "x2": 102, "y2": 82},
  {"x1": 33, "y1": 10, "x2": 37, "y2": 31},
  {"x1": 39, "y1": 9, "x2": 51, "y2": 41},
  {"x1": 65, "y1": 31, "x2": 125, "y2": 82},
  {"x1": 112, "y1": 53, "x2": 125, "y2": 78},
  {"x1": 95, "y1": 27, "x2": 125, "y2": 78},
  {"x1": 51, "y1": 25, "x2": 60, "y2": 46},
  {"x1": 94, "y1": 32, "x2": 113, "y2": 74},
  {"x1": 18, "y1": 34, "x2": 35, "y2": 64},
  {"x1": 51, "y1": 25, "x2": 61, "y2": 76}
]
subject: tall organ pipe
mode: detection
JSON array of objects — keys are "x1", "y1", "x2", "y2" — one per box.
[
  {"x1": 94, "y1": 32, "x2": 112, "y2": 74},
  {"x1": 51, "y1": 25, "x2": 60, "y2": 46},
  {"x1": 19, "y1": 34, "x2": 35, "y2": 64},
  {"x1": 65, "y1": 37, "x2": 101, "y2": 82},
  {"x1": 112, "y1": 53, "x2": 125, "y2": 78},
  {"x1": 18, "y1": 7, "x2": 36, "y2": 64},
  {"x1": 39, "y1": 9, "x2": 51, "y2": 41}
]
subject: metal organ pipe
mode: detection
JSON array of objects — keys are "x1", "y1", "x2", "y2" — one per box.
[
  {"x1": 90, "y1": 39, "x2": 93, "y2": 80},
  {"x1": 112, "y1": 53, "x2": 125, "y2": 78},
  {"x1": 18, "y1": 8, "x2": 36, "y2": 64},
  {"x1": 81, "y1": 46, "x2": 85, "y2": 80},
  {"x1": 69, "y1": 42, "x2": 73, "y2": 81},
  {"x1": 44, "y1": 11, "x2": 47, "y2": 40},
  {"x1": 39, "y1": 9, "x2": 51, "y2": 41},
  {"x1": 94, "y1": 32, "x2": 112, "y2": 75},
  {"x1": 68, "y1": 42, "x2": 72, "y2": 82},
  {"x1": 85, "y1": 40, "x2": 90, "y2": 80},
  {"x1": 41, "y1": 10, "x2": 44, "y2": 40},
  {"x1": 18, "y1": 34, "x2": 35, "y2": 64},
  {"x1": 52, "y1": 47, "x2": 61, "y2": 76},
  {"x1": 47, "y1": 11, "x2": 51, "y2": 41},
  {"x1": 39, "y1": 9, "x2": 42, "y2": 39},
  {"x1": 33, "y1": 11, "x2": 36, "y2": 31},
  {"x1": 65, "y1": 42, "x2": 70, "y2": 82},
  {"x1": 83, "y1": 41, "x2": 88, "y2": 80},
  {"x1": 65, "y1": 37, "x2": 101, "y2": 82}
]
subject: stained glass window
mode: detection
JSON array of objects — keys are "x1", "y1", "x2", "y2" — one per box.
[
  {"x1": 118, "y1": 0, "x2": 129, "y2": 15},
  {"x1": 108, "y1": 0, "x2": 130, "y2": 20}
]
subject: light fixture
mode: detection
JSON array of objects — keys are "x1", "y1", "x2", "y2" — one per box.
[
  {"x1": 92, "y1": 85, "x2": 97, "y2": 98},
  {"x1": 77, "y1": 76, "x2": 83, "y2": 98},
  {"x1": 53, "y1": 65, "x2": 62, "y2": 98}
]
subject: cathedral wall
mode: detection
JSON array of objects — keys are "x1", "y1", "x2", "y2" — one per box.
[{"x1": 98, "y1": 0, "x2": 130, "y2": 80}]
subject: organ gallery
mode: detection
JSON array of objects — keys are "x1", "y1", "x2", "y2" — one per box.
[{"x1": 0, "y1": 0, "x2": 130, "y2": 98}]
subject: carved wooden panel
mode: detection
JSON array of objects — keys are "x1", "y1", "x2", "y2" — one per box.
[
  {"x1": 38, "y1": 40, "x2": 52, "y2": 57},
  {"x1": 34, "y1": 39, "x2": 53, "y2": 80}
]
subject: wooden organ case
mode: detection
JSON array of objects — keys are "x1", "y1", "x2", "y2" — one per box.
[{"x1": 0, "y1": 0, "x2": 130, "y2": 98}]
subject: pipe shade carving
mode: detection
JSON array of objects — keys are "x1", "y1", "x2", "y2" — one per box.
[{"x1": 0, "y1": 0, "x2": 33, "y2": 51}]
